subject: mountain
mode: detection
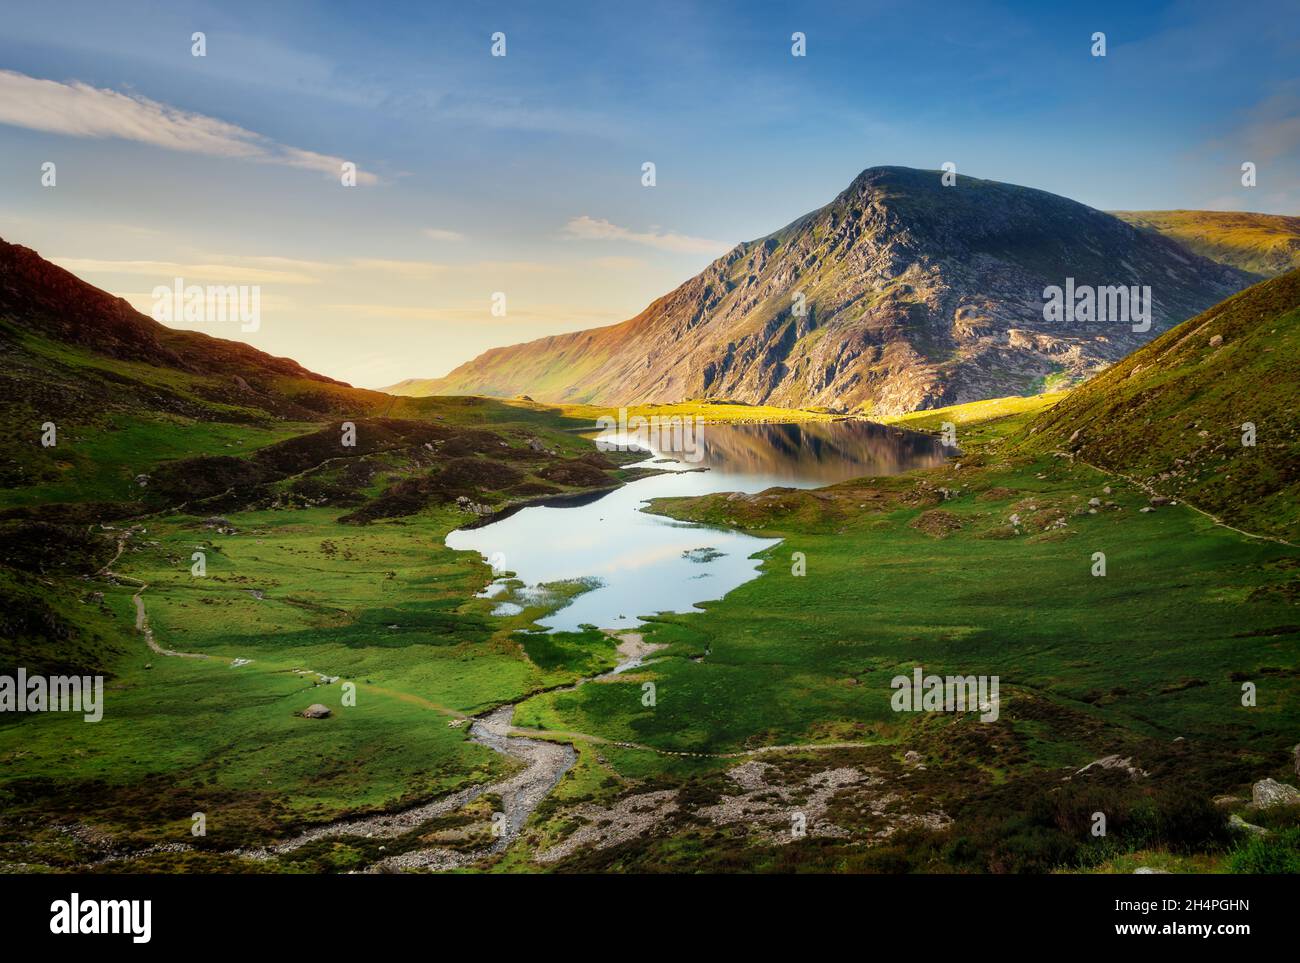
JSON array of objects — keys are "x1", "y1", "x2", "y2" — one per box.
[
  {"x1": 1112, "y1": 210, "x2": 1300, "y2": 278},
  {"x1": 0, "y1": 237, "x2": 387, "y2": 424},
  {"x1": 392, "y1": 166, "x2": 1254, "y2": 414},
  {"x1": 1024, "y1": 268, "x2": 1300, "y2": 542},
  {"x1": 0, "y1": 237, "x2": 606, "y2": 513},
  {"x1": 0, "y1": 238, "x2": 633, "y2": 677}
]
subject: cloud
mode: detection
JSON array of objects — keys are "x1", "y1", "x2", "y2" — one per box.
[
  {"x1": 1229, "y1": 88, "x2": 1300, "y2": 164},
  {"x1": 327, "y1": 302, "x2": 620, "y2": 325},
  {"x1": 51, "y1": 257, "x2": 326, "y2": 284},
  {"x1": 347, "y1": 258, "x2": 548, "y2": 277},
  {"x1": 590, "y1": 256, "x2": 648, "y2": 270},
  {"x1": 0, "y1": 69, "x2": 377, "y2": 184},
  {"x1": 348, "y1": 258, "x2": 450, "y2": 279},
  {"x1": 422, "y1": 228, "x2": 465, "y2": 242},
  {"x1": 561, "y1": 215, "x2": 726, "y2": 255}
]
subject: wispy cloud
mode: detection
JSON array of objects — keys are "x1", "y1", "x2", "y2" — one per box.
[
  {"x1": 591, "y1": 256, "x2": 648, "y2": 270},
  {"x1": 561, "y1": 215, "x2": 726, "y2": 255},
  {"x1": 348, "y1": 258, "x2": 449, "y2": 279},
  {"x1": 327, "y1": 302, "x2": 620, "y2": 325},
  {"x1": 0, "y1": 69, "x2": 377, "y2": 184},
  {"x1": 348, "y1": 258, "x2": 547, "y2": 277},
  {"x1": 1219, "y1": 85, "x2": 1300, "y2": 164},
  {"x1": 422, "y1": 228, "x2": 465, "y2": 242},
  {"x1": 51, "y1": 256, "x2": 326, "y2": 284}
]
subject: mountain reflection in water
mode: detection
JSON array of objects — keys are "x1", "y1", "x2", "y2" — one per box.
[
  {"x1": 447, "y1": 419, "x2": 951, "y2": 632},
  {"x1": 685, "y1": 419, "x2": 951, "y2": 486}
]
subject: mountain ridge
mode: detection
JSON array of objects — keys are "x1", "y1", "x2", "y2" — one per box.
[{"x1": 393, "y1": 166, "x2": 1255, "y2": 414}]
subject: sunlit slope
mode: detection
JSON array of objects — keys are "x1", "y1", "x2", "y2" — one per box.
[
  {"x1": 1023, "y1": 269, "x2": 1300, "y2": 541},
  {"x1": 1112, "y1": 210, "x2": 1300, "y2": 278}
]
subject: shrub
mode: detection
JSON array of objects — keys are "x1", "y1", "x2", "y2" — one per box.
[{"x1": 1229, "y1": 827, "x2": 1300, "y2": 874}]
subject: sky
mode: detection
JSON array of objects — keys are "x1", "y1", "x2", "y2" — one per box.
[{"x1": 0, "y1": 0, "x2": 1296, "y2": 389}]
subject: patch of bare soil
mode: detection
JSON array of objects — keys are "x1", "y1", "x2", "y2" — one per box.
[
  {"x1": 977, "y1": 486, "x2": 1021, "y2": 501},
  {"x1": 908, "y1": 508, "x2": 963, "y2": 538},
  {"x1": 611, "y1": 631, "x2": 666, "y2": 669}
]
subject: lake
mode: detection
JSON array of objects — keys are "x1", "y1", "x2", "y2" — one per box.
[{"x1": 446, "y1": 419, "x2": 951, "y2": 632}]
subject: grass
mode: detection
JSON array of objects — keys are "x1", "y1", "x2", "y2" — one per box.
[
  {"x1": 1026, "y1": 269, "x2": 1300, "y2": 541},
  {"x1": 0, "y1": 372, "x2": 648, "y2": 869},
  {"x1": 513, "y1": 444, "x2": 1300, "y2": 756},
  {"x1": 503, "y1": 397, "x2": 1300, "y2": 871},
  {"x1": 4, "y1": 342, "x2": 1298, "y2": 872},
  {"x1": 880, "y1": 392, "x2": 1065, "y2": 435},
  {"x1": 1113, "y1": 210, "x2": 1300, "y2": 278}
]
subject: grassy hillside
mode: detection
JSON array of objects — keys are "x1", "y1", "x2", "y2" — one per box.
[
  {"x1": 0, "y1": 380, "x2": 644, "y2": 869},
  {"x1": 1113, "y1": 210, "x2": 1300, "y2": 278},
  {"x1": 508, "y1": 400, "x2": 1300, "y2": 873},
  {"x1": 1023, "y1": 269, "x2": 1300, "y2": 542}
]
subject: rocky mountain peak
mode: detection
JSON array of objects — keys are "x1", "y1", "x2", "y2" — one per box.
[{"x1": 390, "y1": 167, "x2": 1256, "y2": 414}]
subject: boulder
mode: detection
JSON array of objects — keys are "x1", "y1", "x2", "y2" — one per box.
[
  {"x1": 1251, "y1": 778, "x2": 1300, "y2": 809},
  {"x1": 1076, "y1": 754, "x2": 1148, "y2": 780},
  {"x1": 1229, "y1": 813, "x2": 1267, "y2": 836},
  {"x1": 301, "y1": 704, "x2": 332, "y2": 719}
]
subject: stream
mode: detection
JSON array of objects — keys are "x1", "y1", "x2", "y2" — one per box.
[{"x1": 242, "y1": 419, "x2": 949, "y2": 869}]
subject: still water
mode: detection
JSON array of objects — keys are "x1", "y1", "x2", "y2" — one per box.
[{"x1": 446, "y1": 420, "x2": 949, "y2": 632}]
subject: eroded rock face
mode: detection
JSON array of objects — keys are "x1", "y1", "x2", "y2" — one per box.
[{"x1": 411, "y1": 167, "x2": 1252, "y2": 414}]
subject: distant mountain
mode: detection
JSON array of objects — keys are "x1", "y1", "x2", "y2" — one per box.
[
  {"x1": 1112, "y1": 210, "x2": 1300, "y2": 279},
  {"x1": 1025, "y1": 268, "x2": 1300, "y2": 542},
  {"x1": 392, "y1": 166, "x2": 1254, "y2": 414}
]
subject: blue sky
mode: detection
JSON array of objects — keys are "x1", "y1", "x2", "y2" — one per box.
[{"x1": 0, "y1": 0, "x2": 1296, "y2": 387}]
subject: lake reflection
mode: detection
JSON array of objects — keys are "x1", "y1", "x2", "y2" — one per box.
[
  {"x1": 684, "y1": 419, "x2": 951, "y2": 486},
  {"x1": 446, "y1": 420, "x2": 950, "y2": 632}
]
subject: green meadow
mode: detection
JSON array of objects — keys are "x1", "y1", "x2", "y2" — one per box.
[
  {"x1": 2, "y1": 383, "x2": 1297, "y2": 873},
  {"x1": 514, "y1": 445, "x2": 1300, "y2": 759}
]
